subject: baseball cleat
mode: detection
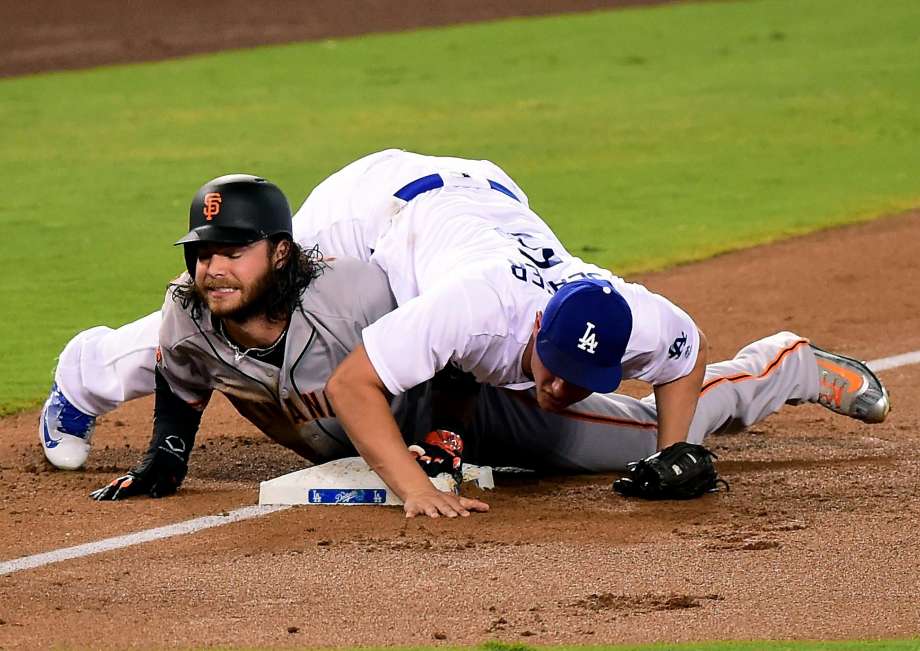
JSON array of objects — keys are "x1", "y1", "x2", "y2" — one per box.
[
  {"x1": 39, "y1": 382, "x2": 96, "y2": 470},
  {"x1": 810, "y1": 344, "x2": 890, "y2": 423}
]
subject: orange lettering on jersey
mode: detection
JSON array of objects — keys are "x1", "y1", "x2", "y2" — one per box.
[
  {"x1": 283, "y1": 393, "x2": 308, "y2": 424},
  {"x1": 322, "y1": 390, "x2": 336, "y2": 417},
  {"x1": 203, "y1": 192, "x2": 222, "y2": 221},
  {"x1": 303, "y1": 391, "x2": 327, "y2": 420}
]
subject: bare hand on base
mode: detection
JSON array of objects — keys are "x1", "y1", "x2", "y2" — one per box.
[{"x1": 403, "y1": 487, "x2": 489, "y2": 519}]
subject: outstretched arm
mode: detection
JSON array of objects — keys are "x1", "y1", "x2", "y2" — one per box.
[
  {"x1": 653, "y1": 329, "x2": 708, "y2": 449},
  {"x1": 326, "y1": 345, "x2": 489, "y2": 518},
  {"x1": 91, "y1": 368, "x2": 203, "y2": 500}
]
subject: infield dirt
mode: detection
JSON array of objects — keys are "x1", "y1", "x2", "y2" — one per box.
[
  {"x1": 1, "y1": 2, "x2": 919, "y2": 649},
  {"x1": 0, "y1": 0, "x2": 680, "y2": 78}
]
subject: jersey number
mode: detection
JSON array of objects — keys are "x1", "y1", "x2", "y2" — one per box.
[{"x1": 512, "y1": 233, "x2": 561, "y2": 269}]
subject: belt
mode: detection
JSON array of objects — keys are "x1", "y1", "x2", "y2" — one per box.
[{"x1": 394, "y1": 173, "x2": 520, "y2": 203}]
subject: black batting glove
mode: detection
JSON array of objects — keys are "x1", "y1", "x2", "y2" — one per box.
[{"x1": 90, "y1": 435, "x2": 190, "y2": 501}]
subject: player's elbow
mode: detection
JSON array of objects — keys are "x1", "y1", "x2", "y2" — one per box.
[
  {"x1": 695, "y1": 329, "x2": 708, "y2": 369},
  {"x1": 326, "y1": 364, "x2": 351, "y2": 409},
  {"x1": 326, "y1": 347, "x2": 379, "y2": 409}
]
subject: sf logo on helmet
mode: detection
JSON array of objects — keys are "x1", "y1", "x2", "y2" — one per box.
[{"x1": 203, "y1": 192, "x2": 222, "y2": 221}]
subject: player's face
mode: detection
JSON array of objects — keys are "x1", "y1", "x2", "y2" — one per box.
[
  {"x1": 530, "y1": 346, "x2": 593, "y2": 412},
  {"x1": 193, "y1": 240, "x2": 276, "y2": 319},
  {"x1": 528, "y1": 312, "x2": 594, "y2": 411}
]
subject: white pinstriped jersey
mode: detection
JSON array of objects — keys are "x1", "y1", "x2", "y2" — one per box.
[
  {"x1": 291, "y1": 150, "x2": 699, "y2": 396},
  {"x1": 292, "y1": 149, "x2": 530, "y2": 262}
]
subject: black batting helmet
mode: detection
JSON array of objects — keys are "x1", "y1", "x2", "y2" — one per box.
[{"x1": 176, "y1": 174, "x2": 293, "y2": 276}]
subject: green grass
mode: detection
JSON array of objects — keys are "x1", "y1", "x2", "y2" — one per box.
[
  {"x1": 232, "y1": 640, "x2": 920, "y2": 651},
  {"x1": 542, "y1": 643, "x2": 920, "y2": 651},
  {"x1": 1, "y1": 0, "x2": 919, "y2": 413}
]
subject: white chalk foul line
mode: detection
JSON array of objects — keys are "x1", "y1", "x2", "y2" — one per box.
[
  {"x1": 0, "y1": 504, "x2": 290, "y2": 576},
  {"x1": 2, "y1": 348, "x2": 918, "y2": 578},
  {"x1": 867, "y1": 350, "x2": 920, "y2": 373}
]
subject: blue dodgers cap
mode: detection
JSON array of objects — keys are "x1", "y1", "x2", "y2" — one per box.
[{"x1": 536, "y1": 279, "x2": 633, "y2": 393}]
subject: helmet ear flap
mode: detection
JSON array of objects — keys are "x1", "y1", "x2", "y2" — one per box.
[{"x1": 184, "y1": 243, "x2": 198, "y2": 278}]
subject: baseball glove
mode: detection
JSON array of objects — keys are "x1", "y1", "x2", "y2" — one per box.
[{"x1": 612, "y1": 442, "x2": 728, "y2": 500}]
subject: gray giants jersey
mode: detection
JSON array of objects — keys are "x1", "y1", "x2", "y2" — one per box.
[{"x1": 156, "y1": 257, "x2": 396, "y2": 462}]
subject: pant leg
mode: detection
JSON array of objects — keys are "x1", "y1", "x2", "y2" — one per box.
[
  {"x1": 686, "y1": 331, "x2": 819, "y2": 443},
  {"x1": 468, "y1": 331, "x2": 820, "y2": 473},
  {"x1": 467, "y1": 386, "x2": 659, "y2": 472},
  {"x1": 53, "y1": 311, "x2": 162, "y2": 416}
]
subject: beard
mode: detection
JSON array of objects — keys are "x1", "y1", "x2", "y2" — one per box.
[{"x1": 195, "y1": 268, "x2": 277, "y2": 324}]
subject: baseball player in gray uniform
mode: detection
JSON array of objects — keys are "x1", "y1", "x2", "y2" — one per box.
[{"x1": 41, "y1": 153, "x2": 887, "y2": 517}]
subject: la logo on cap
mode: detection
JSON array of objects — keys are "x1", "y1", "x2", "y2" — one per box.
[
  {"x1": 536, "y1": 278, "x2": 631, "y2": 393},
  {"x1": 577, "y1": 321, "x2": 599, "y2": 354}
]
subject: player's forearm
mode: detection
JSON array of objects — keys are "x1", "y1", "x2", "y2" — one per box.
[
  {"x1": 338, "y1": 386, "x2": 433, "y2": 499},
  {"x1": 326, "y1": 350, "x2": 433, "y2": 501},
  {"x1": 91, "y1": 369, "x2": 201, "y2": 501},
  {"x1": 150, "y1": 367, "x2": 203, "y2": 460},
  {"x1": 653, "y1": 330, "x2": 708, "y2": 449}
]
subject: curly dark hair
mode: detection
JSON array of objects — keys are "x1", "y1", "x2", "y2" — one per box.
[{"x1": 169, "y1": 238, "x2": 327, "y2": 323}]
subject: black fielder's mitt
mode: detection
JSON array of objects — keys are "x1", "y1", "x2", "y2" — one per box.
[{"x1": 612, "y1": 442, "x2": 728, "y2": 500}]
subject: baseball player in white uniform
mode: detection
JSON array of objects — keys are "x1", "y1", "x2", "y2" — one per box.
[{"x1": 42, "y1": 151, "x2": 890, "y2": 518}]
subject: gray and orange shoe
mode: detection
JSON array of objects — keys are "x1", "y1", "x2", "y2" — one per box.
[{"x1": 810, "y1": 344, "x2": 890, "y2": 423}]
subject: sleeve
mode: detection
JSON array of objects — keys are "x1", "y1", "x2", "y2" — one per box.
[
  {"x1": 155, "y1": 284, "x2": 214, "y2": 407},
  {"x1": 156, "y1": 346, "x2": 213, "y2": 408},
  {"x1": 623, "y1": 292, "x2": 700, "y2": 386},
  {"x1": 295, "y1": 217, "x2": 370, "y2": 262},
  {"x1": 361, "y1": 278, "x2": 507, "y2": 396},
  {"x1": 156, "y1": 351, "x2": 213, "y2": 410},
  {"x1": 302, "y1": 257, "x2": 397, "y2": 332},
  {"x1": 352, "y1": 261, "x2": 397, "y2": 326}
]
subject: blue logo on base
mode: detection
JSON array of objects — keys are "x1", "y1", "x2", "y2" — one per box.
[{"x1": 308, "y1": 489, "x2": 387, "y2": 504}]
